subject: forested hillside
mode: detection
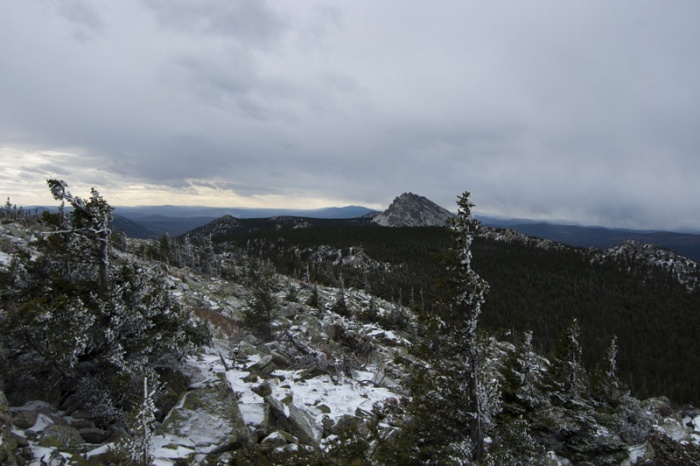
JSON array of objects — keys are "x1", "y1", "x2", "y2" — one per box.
[{"x1": 209, "y1": 219, "x2": 700, "y2": 406}]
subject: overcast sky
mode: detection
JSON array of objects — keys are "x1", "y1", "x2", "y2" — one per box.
[{"x1": 1, "y1": 1, "x2": 699, "y2": 231}]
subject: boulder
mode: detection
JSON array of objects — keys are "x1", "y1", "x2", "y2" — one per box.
[
  {"x1": 247, "y1": 355, "x2": 278, "y2": 376},
  {"x1": 271, "y1": 351, "x2": 292, "y2": 369},
  {"x1": 11, "y1": 410, "x2": 38, "y2": 430},
  {"x1": 59, "y1": 394, "x2": 82, "y2": 416},
  {"x1": 78, "y1": 427, "x2": 110, "y2": 444},
  {"x1": 155, "y1": 367, "x2": 191, "y2": 422},
  {"x1": 260, "y1": 430, "x2": 296, "y2": 448},
  {"x1": 330, "y1": 414, "x2": 362, "y2": 436},
  {"x1": 68, "y1": 418, "x2": 96, "y2": 430},
  {"x1": 38, "y1": 425, "x2": 84, "y2": 448},
  {"x1": 158, "y1": 384, "x2": 248, "y2": 454},
  {"x1": 265, "y1": 396, "x2": 322, "y2": 445},
  {"x1": 252, "y1": 382, "x2": 272, "y2": 398},
  {"x1": 237, "y1": 340, "x2": 258, "y2": 358}
]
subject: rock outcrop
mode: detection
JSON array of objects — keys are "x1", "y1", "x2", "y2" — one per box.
[{"x1": 373, "y1": 192, "x2": 453, "y2": 227}]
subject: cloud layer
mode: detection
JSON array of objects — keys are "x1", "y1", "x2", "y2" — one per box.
[{"x1": 1, "y1": 0, "x2": 699, "y2": 230}]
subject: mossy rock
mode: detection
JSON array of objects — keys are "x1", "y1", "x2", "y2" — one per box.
[
  {"x1": 0, "y1": 391, "x2": 9, "y2": 411},
  {"x1": 252, "y1": 382, "x2": 272, "y2": 398},
  {"x1": 12, "y1": 410, "x2": 38, "y2": 430},
  {"x1": 316, "y1": 404, "x2": 331, "y2": 414},
  {"x1": 330, "y1": 415, "x2": 362, "y2": 436},
  {"x1": 38, "y1": 425, "x2": 84, "y2": 448},
  {"x1": 0, "y1": 430, "x2": 19, "y2": 464},
  {"x1": 0, "y1": 391, "x2": 12, "y2": 427}
]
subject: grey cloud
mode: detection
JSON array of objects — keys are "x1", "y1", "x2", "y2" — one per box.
[
  {"x1": 142, "y1": 0, "x2": 286, "y2": 46},
  {"x1": 53, "y1": 0, "x2": 105, "y2": 40},
  {"x1": 1, "y1": 1, "x2": 699, "y2": 230}
]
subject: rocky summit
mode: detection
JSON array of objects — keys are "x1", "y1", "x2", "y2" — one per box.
[{"x1": 372, "y1": 192, "x2": 453, "y2": 227}]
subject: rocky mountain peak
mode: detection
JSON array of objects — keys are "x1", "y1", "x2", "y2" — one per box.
[{"x1": 372, "y1": 192, "x2": 453, "y2": 227}]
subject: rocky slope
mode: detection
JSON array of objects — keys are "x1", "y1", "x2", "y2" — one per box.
[
  {"x1": 3, "y1": 219, "x2": 700, "y2": 465},
  {"x1": 372, "y1": 192, "x2": 453, "y2": 227}
]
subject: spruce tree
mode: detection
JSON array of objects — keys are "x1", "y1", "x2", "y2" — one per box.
[
  {"x1": 243, "y1": 260, "x2": 278, "y2": 340},
  {"x1": 444, "y1": 191, "x2": 498, "y2": 462},
  {"x1": 500, "y1": 330, "x2": 542, "y2": 416},
  {"x1": 389, "y1": 192, "x2": 500, "y2": 463},
  {"x1": 543, "y1": 318, "x2": 589, "y2": 406},
  {"x1": 591, "y1": 336, "x2": 625, "y2": 405},
  {"x1": 306, "y1": 285, "x2": 321, "y2": 310}
]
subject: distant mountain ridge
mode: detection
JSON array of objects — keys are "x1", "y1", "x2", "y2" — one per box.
[
  {"x1": 478, "y1": 220, "x2": 700, "y2": 262},
  {"x1": 372, "y1": 192, "x2": 454, "y2": 227},
  {"x1": 73, "y1": 198, "x2": 700, "y2": 262},
  {"x1": 108, "y1": 205, "x2": 378, "y2": 238},
  {"x1": 114, "y1": 205, "x2": 377, "y2": 220}
]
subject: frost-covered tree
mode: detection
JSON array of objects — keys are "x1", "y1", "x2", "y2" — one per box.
[
  {"x1": 443, "y1": 191, "x2": 498, "y2": 461},
  {"x1": 182, "y1": 233, "x2": 194, "y2": 268},
  {"x1": 487, "y1": 417, "x2": 544, "y2": 466},
  {"x1": 589, "y1": 336, "x2": 653, "y2": 445},
  {"x1": 590, "y1": 336, "x2": 624, "y2": 405},
  {"x1": 542, "y1": 318, "x2": 589, "y2": 405},
  {"x1": 500, "y1": 330, "x2": 543, "y2": 415},
  {"x1": 47, "y1": 179, "x2": 113, "y2": 292},
  {"x1": 0, "y1": 180, "x2": 210, "y2": 417},
  {"x1": 389, "y1": 192, "x2": 500, "y2": 464}
]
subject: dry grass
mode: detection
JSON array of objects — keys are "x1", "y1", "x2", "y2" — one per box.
[{"x1": 193, "y1": 306, "x2": 239, "y2": 336}]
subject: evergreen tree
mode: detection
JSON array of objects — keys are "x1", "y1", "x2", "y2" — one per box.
[
  {"x1": 243, "y1": 260, "x2": 278, "y2": 340},
  {"x1": 500, "y1": 330, "x2": 542, "y2": 416},
  {"x1": 306, "y1": 285, "x2": 321, "y2": 310},
  {"x1": 182, "y1": 233, "x2": 194, "y2": 268},
  {"x1": 443, "y1": 191, "x2": 497, "y2": 462},
  {"x1": 47, "y1": 179, "x2": 113, "y2": 292},
  {"x1": 359, "y1": 295, "x2": 378, "y2": 323},
  {"x1": 487, "y1": 417, "x2": 544, "y2": 466},
  {"x1": 0, "y1": 180, "x2": 211, "y2": 419},
  {"x1": 284, "y1": 283, "x2": 299, "y2": 302},
  {"x1": 590, "y1": 336, "x2": 625, "y2": 405},
  {"x1": 388, "y1": 192, "x2": 500, "y2": 463},
  {"x1": 542, "y1": 318, "x2": 589, "y2": 406},
  {"x1": 331, "y1": 276, "x2": 350, "y2": 317}
]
